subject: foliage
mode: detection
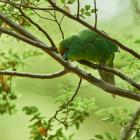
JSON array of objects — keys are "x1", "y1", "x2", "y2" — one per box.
[
  {"x1": 96, "y1": 107, "x2": 140, "y2": 140},
  {"x1": 0, "y1": 49, "x2": 42, "y2": 115},
  {"x1": 23, "y1": 83, "x2": 97, "y2": 140},
  {"x1": 80, "y1": 5, "x2": 96, "y2": 18},
  {"x1": 91, "y1": 132, "x2": 118, "y2": 140}
]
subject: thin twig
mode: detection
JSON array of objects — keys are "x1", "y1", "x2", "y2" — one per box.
[
  {"x1": 32, "y1": 10, "x2": 56, "y2": 22},
  {"x1": 94, "y1": 0, "x2": 97, "y2": 28},
  {"x1": 53, "y1": 10, "x2": 65, "y2": 39},
  {"x1": 0, "y1": 70, "x2": 68, "y2": 79},
  {"x1": 77, "y1": 0, "x2": 80, "y2": 18},
  {"x1": 47, "y1": 78, "x2": 82, "y2": 129},
  {"x1": 120, "y1": 105, "x2": 140, "y2": 140}
]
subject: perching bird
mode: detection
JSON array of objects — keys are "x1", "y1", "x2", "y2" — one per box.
[{"x1": 58, "y1": 29, "x2": 118, "y2": 85}]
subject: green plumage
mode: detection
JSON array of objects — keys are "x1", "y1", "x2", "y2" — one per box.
[{"x1": 59, "y1": 29, "x2": 118, "y2": 85}]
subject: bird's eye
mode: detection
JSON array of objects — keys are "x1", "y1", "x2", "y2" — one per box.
[{"x1": 65, "y1": 48, "x2": 69, "y2": 51}]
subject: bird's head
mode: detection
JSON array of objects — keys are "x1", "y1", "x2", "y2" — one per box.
[{"x1": 58, "y1": 35, "x2": 81, "y2": 61}]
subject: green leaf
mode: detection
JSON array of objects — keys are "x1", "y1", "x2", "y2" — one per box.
[
  {"x1": 94, "y1": 135, "x2": 104, "y2": 139},
  {"x1": 22, "y1": 106, "x2": 38, "y2": 115},
  {"x1": 91, "y1": 9, "x2": 96, "y2": 13},
  {"x1": 60, "y1": 0, "x2": 65, "y2": 3},
  {"x1": 85, "y1": 5, "x2": 91, "y2": 11},
  {"x1": 56, "y1": 128, "x2": 63, "y2": 137},
  {"x1": 75, "y1": 122, "x2": 80, "y2": 129},
  {"x1": 84, "y1": 12, "x2": 91, "y2": 16},
  {"x1": 134, "y1": 39, "x2": 140, "y2": 44},
  {"x1": 68, "y1": 0, "x2": 76, "y2": 4},
  {"x1": 136, "y1": 131, "x2": 140, "y2": 138},
  {"x1": 105, "y1": 132, "x2": 112, "y2": 139},
  {"x1": 80, "y1": 8, "x2": 85, "y2": 14}
]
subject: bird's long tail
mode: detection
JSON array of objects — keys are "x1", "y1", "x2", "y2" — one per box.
[{"x1": 98, "y1": 60, "x2": 115, "y2": 98}]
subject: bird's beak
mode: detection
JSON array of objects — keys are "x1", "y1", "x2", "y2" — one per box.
[
  {"x1": 59, "y1": 50, "x2": 67, "y2": 61},
  {"x1": 62, "y1": 53, "x2": 68, "y2": 61}
]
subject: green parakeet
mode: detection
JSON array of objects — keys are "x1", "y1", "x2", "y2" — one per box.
[{"x1": 58, "y1": 29, "x2": 118, "y2": 85}]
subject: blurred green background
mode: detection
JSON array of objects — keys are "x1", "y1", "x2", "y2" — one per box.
[{"x1": 0, "y1": 0, "x2": 140, "y2": 139}]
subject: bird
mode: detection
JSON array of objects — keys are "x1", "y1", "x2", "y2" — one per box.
[{"x1": 58, "y1": 29, "x2": 118, "y2": 86}]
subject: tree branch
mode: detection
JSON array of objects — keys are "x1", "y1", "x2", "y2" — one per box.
[
  {"x1": 120, "y1": 105, "x2": 140, "y2": 140},
  {"x1": 79, "y1": 60, "x2": 140, "y2": 91},
  {"x1": 0, "y1": 70, "x2": 68, "y2": 79},
  {"x1": 47, "y1": 0, "x2": 140, "y2": 60},
  {"x1": 0, "y1": 27, "x2": 56, "y2": 52}
]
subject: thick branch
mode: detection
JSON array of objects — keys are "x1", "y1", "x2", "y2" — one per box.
[
  {"x1": 47, "y1": 0, "x2": 140, "y2": 60},
  {"x1": 0, "y1": 70, "x2": 68, "y2": 79},
  {"x1": 79, "y1": 60, "x2": 140, "y2": 91},
  {"x1": 120, "y1": 106, "x2": 140, "y2": 140},
  {"x1": 0, "y1": 27, "x2": 56, "y2": 52}
]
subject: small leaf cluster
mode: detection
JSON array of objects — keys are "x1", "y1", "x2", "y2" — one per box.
[
  {"x1": 96, "y1": 107, "x2": 132, "y2": 126},
  {"x1": 23, "y1": 106, "x2": 48, "y2": 140},
  {"x1": 0, "y1": 49, "x2": 42, "y2": 115},
  {"x1": 0, "y1": 0, "x2": 40, "y2": 28},
  {"x1": 96, "y1": 107, "x2": 140, "y2": 140},
  {"x1": 91, "y1": 132, "x2": 118, "y2": 140},
  {"x1": 80, "y1": 5, "x2": 96, "y2": 18},
  {"x1": 22, "y1": 106, "x2": 74, "y2": 140},
  {"x1": 0, "y1": 49, "x2": 24, "y2": 71},
  {"x1": 134, "y1": 39, "x2": 140, "y2": 44},
  {"x1": 47, "y1": 128, "x2": 74, "y2": 140},
  {"x1": 56, "y1": 83, "x2": 97, "y2": 129},
  {"x1": 0, "y1": 49, "x2": 42, "y2": 70},
  {"x1": 60, "y1": 0, "x2": 76, "y2": 4},
  {"x1": 0, "y1": 89, "x2": 17, "y2": 115}
]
